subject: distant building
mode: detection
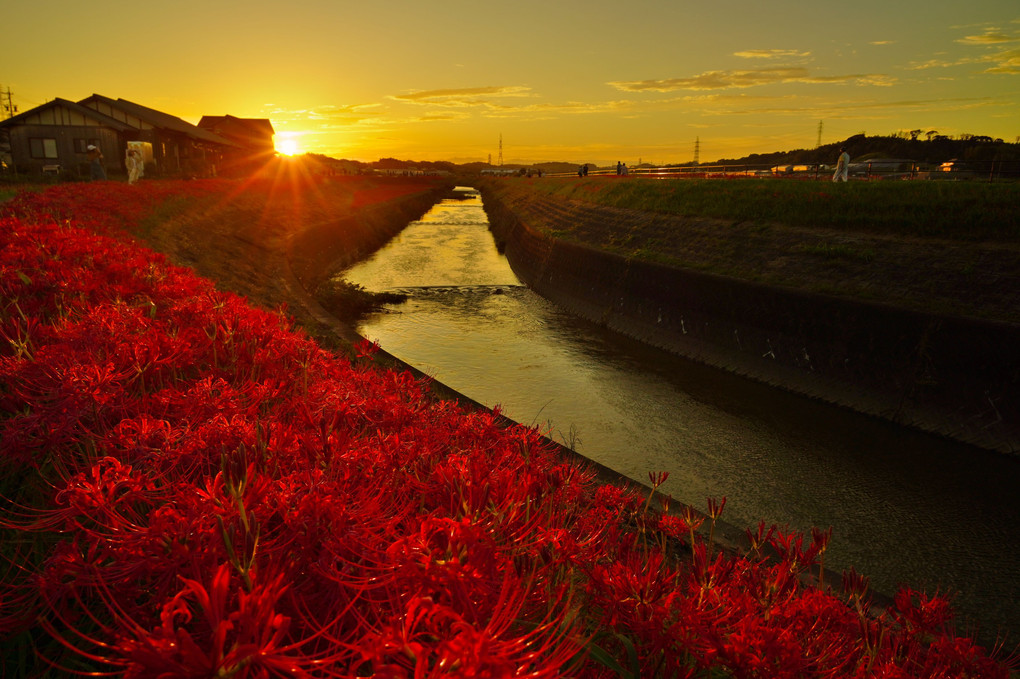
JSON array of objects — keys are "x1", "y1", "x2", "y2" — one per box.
[
  {"x1": 0, "y1": 94, "x2": 245, "y2": 179},
  {"x1": 197, "y1": 115, "x2": 275, "y2": 174}
]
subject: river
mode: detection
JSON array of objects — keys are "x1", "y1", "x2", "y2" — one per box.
[{"x1": 335, "y1": 186, "x2": 1020, "y2": 645}]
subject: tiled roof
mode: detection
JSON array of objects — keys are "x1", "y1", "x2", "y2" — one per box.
[
  {"x1": 0, "y1": 97, "x2": 135, "y2": 132},
  {"x1": 78, "y1": 94, "x2": 239, "y2": 147},
  {"x1": 199, "y1": 115, "x2": 275, "y2": 137}
]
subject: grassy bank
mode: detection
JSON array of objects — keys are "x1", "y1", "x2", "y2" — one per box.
[
  {"x1": 514, "y1": 176, "x2": 1020, "y2": 241},
  {"x1": 478, "y1": 177, "x2": 1020, "y2": 323}
]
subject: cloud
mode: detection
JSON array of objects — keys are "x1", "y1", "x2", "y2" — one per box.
[
  {"x1": 390, "y1": 86, "x2": 533, "y2": 105},
  {"x1": 733, "y1": 49, "x2": 811, "y2": 59},
  {"x1": 609, "y1": 68, "x2": 894, "y2": 92},
  {"x1": 685, "y1": 94, "x2": 1003, "y2": 119},
  {"x1": 416, "y1": 112, "x2": 469, "y2": 122},
  {"x1": 956, "y1": 31, "x2": 1016, "y2": 45},
  {"x1": 979, "y1": 47, "x2": 1020, "y2": 74},
  {"x1": 870, "y1": 40, "x2": 895, "y2": 45},
  {"x1": 951, "y1": 26, "x2": 1020, "y2": 74},
  {"x1": 270, "y1": 103, "x2": 383, "y2": 126},
  {"x1": 908, "y1": 58, "x2": 958, "y2": 70}
]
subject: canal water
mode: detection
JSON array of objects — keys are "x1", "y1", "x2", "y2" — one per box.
[{"x1": 336, "y1": 186, "x2": 1020, "y2": 644}]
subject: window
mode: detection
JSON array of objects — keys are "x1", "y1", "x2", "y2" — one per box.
[{"x1": 29, "y1": 138, "x2": 58, "y2": 159}]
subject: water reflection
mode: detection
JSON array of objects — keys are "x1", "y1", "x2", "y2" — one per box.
[{"x1": 337, "y1": 187, "x2": 1020, "y2": 643}]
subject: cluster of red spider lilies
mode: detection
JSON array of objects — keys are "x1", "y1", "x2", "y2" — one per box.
[{"x1": 1, "y1": 180, "x2": 1014, "y2": 677}]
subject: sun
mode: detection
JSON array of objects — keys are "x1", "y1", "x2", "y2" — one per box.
[{"x1": 277, "y1": 139, "x2": 300, "y2": 156}]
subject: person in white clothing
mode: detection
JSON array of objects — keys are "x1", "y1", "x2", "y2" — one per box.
[
  {"x1": 832, "y1": 147, "x2": 850, "y2": 182},
  {"x1": 125, "y1": 149, "x2": 144, "y2": 185}
]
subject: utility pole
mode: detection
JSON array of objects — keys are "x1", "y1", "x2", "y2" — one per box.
[
  {"x1": 816, "y1": 120, "x2": 823, "y2": 148},
  {"x1": 498, "y1": 133, "x2": 503, "y2": 167},
  {"x1": 1, "y1": 86, "x2": 17, "y2": 119},
  {"x1": 693, "y1": 137, "x2": 700, "y2": 166},
  {"x1": 0, "y1": 86, "x2": 16, "y2": 179}
]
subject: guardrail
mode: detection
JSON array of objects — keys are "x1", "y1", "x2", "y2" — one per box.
[{"x1": 540, "y1": 159, "x2": 1020, "y2": 181}]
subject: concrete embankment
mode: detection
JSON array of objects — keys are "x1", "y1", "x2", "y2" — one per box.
[{"x1": 479, "y1": 184, "x2": 1020, "y2": 455}]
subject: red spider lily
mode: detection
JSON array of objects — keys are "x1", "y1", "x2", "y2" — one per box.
[
  {"x1": 2, "y1": 180, "x2": 1016, "y2": 678},
  {"x1": 706, "y1": 495, "x2": 726, "y2": 521},
  {"x1": 355, "y1": 576, "x2": 584, "y2": 678},
  {"x1": 89, "y1": 563, "x2": 347, "y2": 677}
]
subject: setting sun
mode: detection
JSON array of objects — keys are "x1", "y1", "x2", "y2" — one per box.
[{"x1": 277, "y1": 138, "x2": 300, "y2": 156}]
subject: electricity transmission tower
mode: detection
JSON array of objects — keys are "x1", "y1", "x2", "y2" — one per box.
[
  {"x1": 816, "y1": 120, "x2": 823, "y2": 148},
  {"x1": 693, "y1": 137, "x2": 700, "y2": 165},
  {"x1": 498, "y1": 134, "x2": 503, "y2": 167}
]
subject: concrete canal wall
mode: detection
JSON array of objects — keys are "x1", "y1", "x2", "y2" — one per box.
[{"x1": 480, "y1": 186, "x2": 1020, "y2": 455}]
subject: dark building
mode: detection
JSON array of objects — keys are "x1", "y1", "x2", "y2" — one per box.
[
  {"x1": 0, "y1": 94, "x2": 241, "y2": 179},
  {"x1": 197, "y1": 115, "x2": 276, "y2": 173}
]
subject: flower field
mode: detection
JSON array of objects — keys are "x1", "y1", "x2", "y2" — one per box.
[{"x1": 1, "y1": 180, "x2": 1016, "y2": 677}]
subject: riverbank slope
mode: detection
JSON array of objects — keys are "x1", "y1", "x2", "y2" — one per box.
[
  {"x1": 477, "y1": 177, "x2": 1020, "y2": 455},
  {"x1": 124, "y1": 172, "x2": 455, "y2": 352}
]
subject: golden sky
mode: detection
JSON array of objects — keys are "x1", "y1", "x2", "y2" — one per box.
[{"x1": 5, "y1": 1, "x2": 1018, "y2": 165}]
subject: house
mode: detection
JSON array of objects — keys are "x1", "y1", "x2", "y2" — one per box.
[
  {"x1": 0, "y1": 94, "x2": 241, "y2": 179},
  {"x1": 78, "y1": 95, "x2": 240, "y2": 177},
  {"x1": 0, "y1": 98, "x2": 136, "y2": 178},
  {"x1": 197, "y1": 115, "x2": 275, "y2": 173}
]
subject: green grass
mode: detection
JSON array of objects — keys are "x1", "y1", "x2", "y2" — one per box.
[{"x1": 523, "y1": 177, "x2": 1020, "y2": 242}]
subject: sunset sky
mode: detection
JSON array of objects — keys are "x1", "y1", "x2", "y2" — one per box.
[{"x1": 5, "y1": 1, "x2": 1018, "y2": 166}]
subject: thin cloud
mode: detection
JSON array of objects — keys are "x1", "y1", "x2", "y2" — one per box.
[
  {"x1": 870, "y1": 40, "x2": 895, "y2": 45},
  {"x1": 908, "y1": 56, "x2": 967, "y2": 70},
  {"x1": 980, "y1": 47, "x2": 1020, "y2": 74},
  {"x1": 390, "y1": 86, "x2": 532, "y2": 105},
  {"x1": 416, "y1": 112, "x2": 469, "y2": 122},
  {"x1": 952, "y1": 26, "x2": 1020, "y2": 74},
  {"x1": 957, "y1": 31, "x2": 1016, "y2": 45},
  {"x1": 733, "y1": 49, "x2": 811, "y2": 59},
  {"x1": 272, "y1": 104, "x2": 382, "y2": 126},
  {"x1": 686, "y1": 95, "x2": 1002, "y2": 118},
  {"x1": 609, "y1": 67, "x2": 894, "y2": 92},
  {"x1": 480, "y1": 99, "x2": 638, "y2": 120}
]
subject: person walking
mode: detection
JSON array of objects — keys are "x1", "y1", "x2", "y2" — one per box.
[
  {"x1": 832, "y1": 147, "x2": 850, "y2": 182},
  {"x1": 125, "y1": 149, "x2": 143, "y2": 184},
  {"x1": 87, "y1": 145, "x2": 107, "y2": 181}
]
